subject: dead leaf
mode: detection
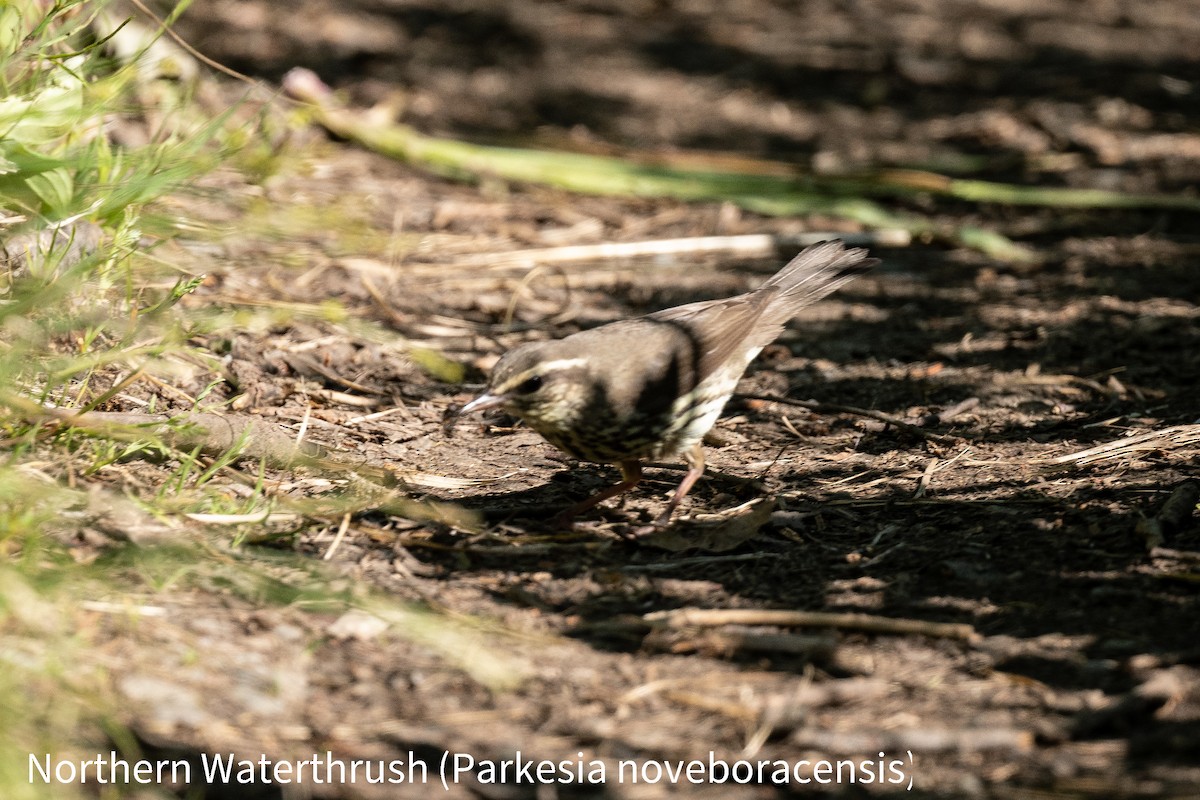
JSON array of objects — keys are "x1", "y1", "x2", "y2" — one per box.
[{"x1": 640, "y1": 497, "x2": 776, "y2": 552}]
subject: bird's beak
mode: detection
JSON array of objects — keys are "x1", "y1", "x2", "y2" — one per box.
[
  {"x1": 458, "y1": 392, "x2": 506, "y2": 416},
  {"x1": 443, "y1": 392, "x2": 506, "y2": 437}
]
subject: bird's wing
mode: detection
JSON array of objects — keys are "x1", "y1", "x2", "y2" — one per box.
[{"x1": 647, "y1": 288, "x2": 778, "y2": 383}]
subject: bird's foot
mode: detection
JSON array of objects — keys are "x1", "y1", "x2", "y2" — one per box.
[{"x1": 628, "y1": 508, "x2": 677, "y2": 538}]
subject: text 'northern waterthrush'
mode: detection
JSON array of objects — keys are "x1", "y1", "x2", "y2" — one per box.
[{"x1": 457, "y1": 240, "x2": 879, "y2": 525}]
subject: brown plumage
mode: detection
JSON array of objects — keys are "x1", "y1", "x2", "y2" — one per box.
[{"x1": 458, "y1": 240, "x2": 878, "y2": 525}]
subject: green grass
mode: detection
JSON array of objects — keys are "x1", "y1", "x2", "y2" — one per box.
[
  {"x1": 0, "y1": 9, "x2": 525, "y2": 795},
  {"x1": 0, "y1": 3, "x2": 219, "y2": 793},
  {"x1": 0, "y1": 4, "x2": 332, "y2": 795}
]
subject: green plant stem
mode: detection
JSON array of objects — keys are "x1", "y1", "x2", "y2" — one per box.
[{"x1": 288, "y1": 70, "x2": 1200, "y2": 262}]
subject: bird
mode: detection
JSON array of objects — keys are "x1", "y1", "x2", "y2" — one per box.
[{"x1": 456, "y1": 240, "x2": 878, "y2": 526}]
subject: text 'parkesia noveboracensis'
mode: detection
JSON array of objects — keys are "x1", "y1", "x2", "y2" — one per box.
[{"x1": 457, "y1": 240, "x2": 879, "y2": 525}]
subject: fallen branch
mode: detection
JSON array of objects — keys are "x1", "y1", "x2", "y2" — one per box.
[{"x1": 644, "y1": 608, "x2": 978, "y2": 642}]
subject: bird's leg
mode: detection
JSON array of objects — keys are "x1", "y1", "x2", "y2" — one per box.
[
  {"x1": 654, "y1": 443, "x2": 706, "y2": 526},
  {"x1": 554, "y1": 460, "x2": 643, "y2": 527}
]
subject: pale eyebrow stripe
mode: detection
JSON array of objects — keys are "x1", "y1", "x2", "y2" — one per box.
[
  {"x1": 497, "y1": 358, "x2": 589, "y2": 393},
  {"x1": 536, "y1": 358, "x2": 587, "y2": 372}
]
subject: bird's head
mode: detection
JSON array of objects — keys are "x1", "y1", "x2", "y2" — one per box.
[{"x1": 458, "y1": 341, "x2": 594, "y2": 431}]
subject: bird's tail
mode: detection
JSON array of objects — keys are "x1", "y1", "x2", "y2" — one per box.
[{"x1": 760, "y1": 240, "x2": 879, "y2": 314}]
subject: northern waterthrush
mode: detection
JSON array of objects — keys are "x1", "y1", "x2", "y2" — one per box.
[{"x1": 458, "y1": 240, "x2": 878, "y2": 525}]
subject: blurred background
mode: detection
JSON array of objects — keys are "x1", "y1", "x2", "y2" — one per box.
[{"x1": 172, "y1": 0, "x2": 1200, "y2": 194}]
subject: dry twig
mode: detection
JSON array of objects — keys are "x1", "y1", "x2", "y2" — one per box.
[
  {"x1": 1051, "y1": 425, "x2": 1200, "y2": 466},
  {"x1": 323, "y1": 512, "x2": 353, "y2": 561},
  {"x1": 913, "y1": 457, "x2": 939, "y2": 499},
  {"x1": 445, "y1": 230, "x2": 912, "y2": 269},
  {"x1": 647, "y1": 628, "x2": 837, "y2": 660}
]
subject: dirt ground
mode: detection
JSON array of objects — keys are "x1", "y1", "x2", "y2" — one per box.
[{"x1": 87, "y1": 1, "x2": 1200, "y2": 797}]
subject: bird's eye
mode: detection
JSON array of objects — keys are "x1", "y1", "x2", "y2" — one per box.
[{"x1": 515, "y1": 375, "x2": 543, "y2": 395}]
